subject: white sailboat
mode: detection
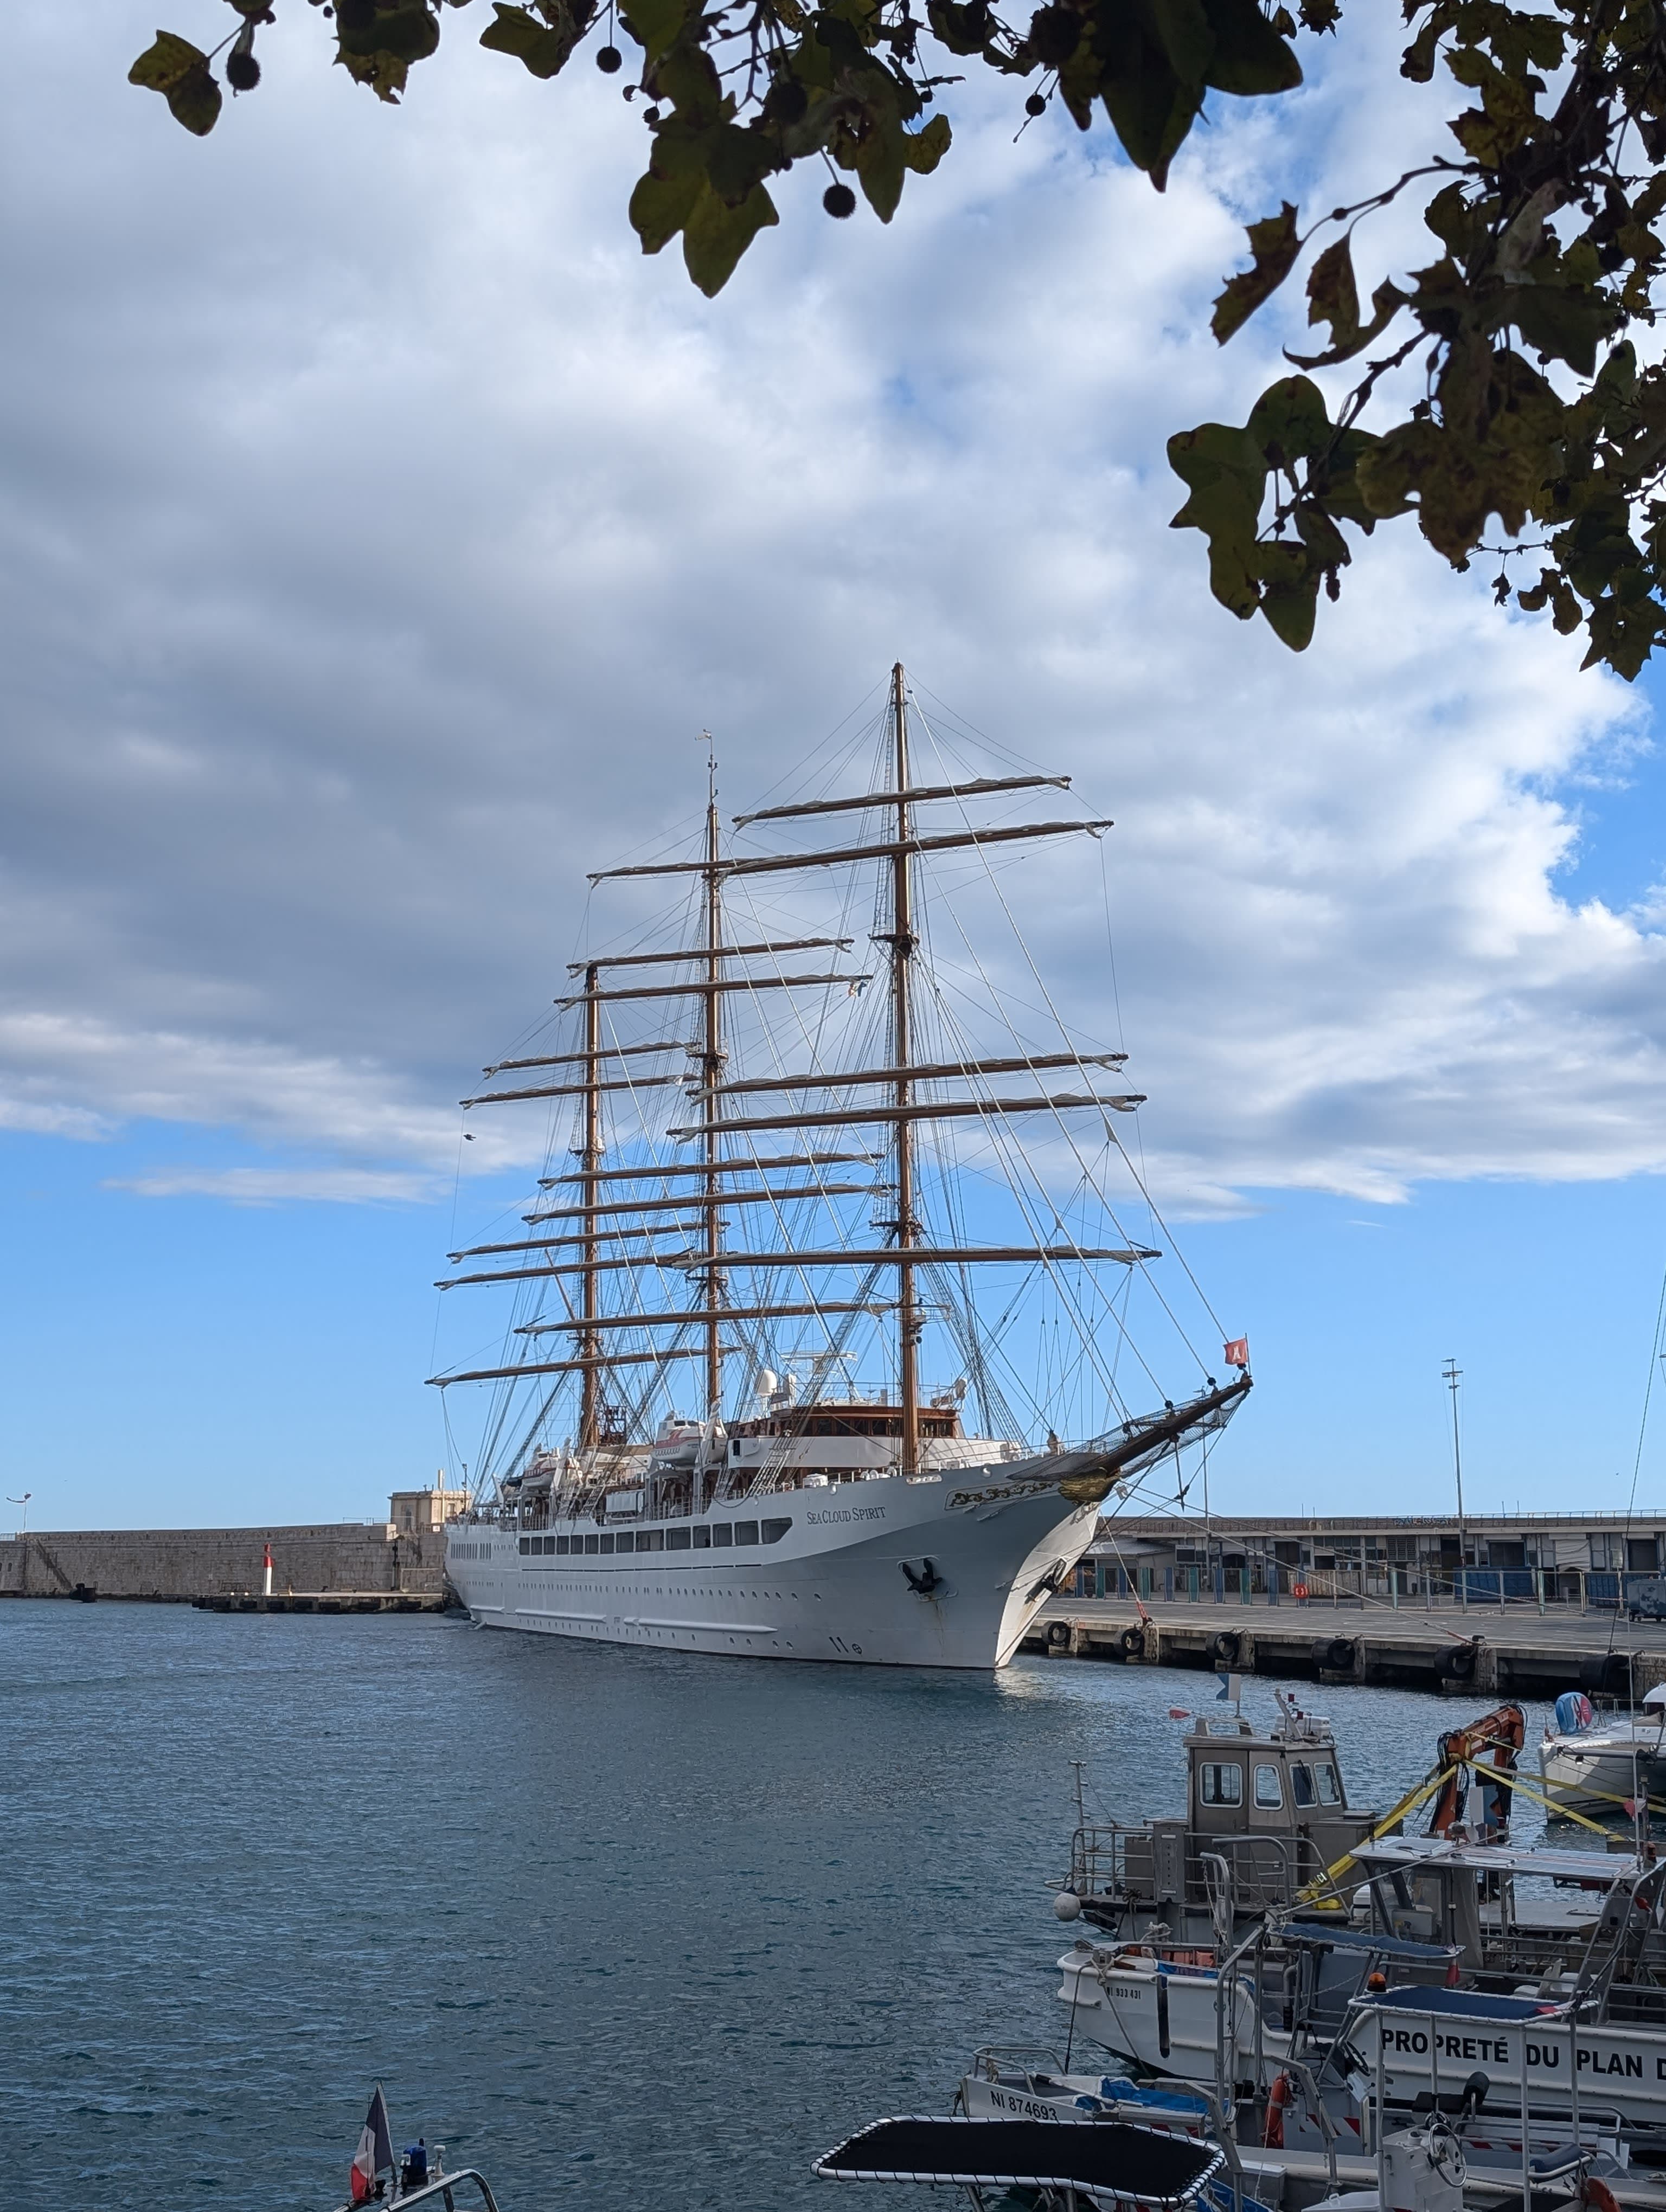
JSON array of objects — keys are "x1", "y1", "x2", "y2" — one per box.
[{"x1": 437, "y1": 666, "x2": 1249, "y2": 1668}]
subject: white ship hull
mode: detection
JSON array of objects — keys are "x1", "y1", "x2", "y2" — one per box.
[{"x1": 446, "y1": 1469, "x2": 1098, "y2": 1669}]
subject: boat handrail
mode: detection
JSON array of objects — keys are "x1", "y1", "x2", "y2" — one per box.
[
  {"x1": 1069, "y1": 1822, "x2": 1306, "y2": 1917},
  {"x1": 331, "y1": 2169, "x2": 500, "y2": 2212},
  {"x1": 967, "y1": 2043, "x2": 1069, "y2": 2079}
]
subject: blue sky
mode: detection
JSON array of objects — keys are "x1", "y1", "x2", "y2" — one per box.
[{"x1": 8, "y1": 5, "x2": 1666, "y2": 1531}]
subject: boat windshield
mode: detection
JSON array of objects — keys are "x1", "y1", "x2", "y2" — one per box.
[
  {"x1": 1315, "y1": 1762, "x2": 1342, "y2": 1805},
  {"x1": 1291, "y1": 1763, "x2": 1316, "y2": 1808}
]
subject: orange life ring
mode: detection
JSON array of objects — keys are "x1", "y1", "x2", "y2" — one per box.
[
  {"x1": 1264, "y1": 2073, "x2": 1295, "y2": 2149},
  {"x1": 1293, "y1": 1581, "x2": 1309, "y2": 1600}
]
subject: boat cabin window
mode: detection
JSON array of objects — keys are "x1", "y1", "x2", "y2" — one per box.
[
  {"x1": 640, "y1": 1529, "x2": 664, "y2": 1552},
  {"x1": 616, "y1": 1531, "x2": 635, "y2": 1553},
  {"x1": 734, "y1": 1521, "x2": 760, "y2": 1545},
  {"x1": 1200, "y1": 1763, "x2": 1243, "y2": 1805},
  {"x1": 694, "y1": 1526, "x2": 712, "y2": 1548},
  {"x1": 712, "y1": 1524, "x2": 733, "y2": 1547},
  {"x1": 762, "y1": 1517, "x2": 791, "y2": 1544},
  {"x1": 1253, "y1": 1764, "x2": 1284, "y2": 1808},
  {"x1": 584, "y1": 1534, "x2": 600, "y2": 1554},
  {"x1": 555, "y1": 1535, "x2": 569, "y2": 1554},
  {"x1": 1291, "y1": 1763, "x2": 1316, "y2": 1808},
  {"x1": 518, "y1": 1538, "x2": 530, "y2": 1554},
  {"x1": 668, "y1": 1528, "x2": 691, "y2": 1550},
  {"x1": 599, "y1": 1533, "x2": 614, "y2": 1553},
  {"x1": 1315, "y1": 1761, "x2": 1343, "y2": 1805}
]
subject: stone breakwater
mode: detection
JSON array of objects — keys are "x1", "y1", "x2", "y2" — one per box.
[{"x1": 0, "y1": 1521, "x2": 451, "y2": 1602}]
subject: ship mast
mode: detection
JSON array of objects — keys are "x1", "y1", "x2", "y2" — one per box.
[
  {"x1": 578, "y1": 960, "x2": 602, "y2": 1449},
  {"x1": 700, "y1": 739, "x2": 726, "y2": 1440},
  {"x1": 434, "y1": 679, "x2": 1219, "y2": 1465},
  {"x1": 888, "y1": 663, "x2": 921, "y2": 1477}
]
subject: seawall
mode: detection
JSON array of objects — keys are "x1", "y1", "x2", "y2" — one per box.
[{"x1": 0, "y1": 1522, "x2": 452, "y2": 1602}]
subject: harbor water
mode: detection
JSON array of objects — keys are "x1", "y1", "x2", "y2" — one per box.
[{"x1": 4, "y1": 1602, "x2": 1571, "y2": 2211}]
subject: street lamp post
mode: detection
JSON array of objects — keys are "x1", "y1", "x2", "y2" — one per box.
[
  {"x1": 1443, "y1": 1359, "x2": 1466, "y2": 1612},
  {"x1": 8, "y1": 1492, "x2": 33, "y2": 1534}
]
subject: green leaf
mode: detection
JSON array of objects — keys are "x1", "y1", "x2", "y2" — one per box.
[
  {"x1": 1303, "y1": 236, "x2": 1359, "y2": 353},
  {"x1": 902, "y1": 113, "x2": 951, "y2": 173},
  {"x1": 621, "y1": 0, "x2": 688, "y2": 62},
  {"x1": 1311, "y1": 426, "x2": 1395, "y2": 529},
  {"x1": 1200, "y1": 0, "x2": 1301, "y2": 95},
  {"x1": 682, "y1": 179, "x2": 778, "y2": 295},
  {"x1": 629, "y1": 163, "x2": 703, "y2": 253},
  {"x1": 1211, "y1": 202, "x2": 1300, "y2": 343},
  {"x1": 1247, "y1": 373, "x2": 1331, "y2": 462},
  {"x1": 1581, "y1": 590, "x2": 1666, "y2": 679},
  {"x1": 926, "y1": 0, "x2": 994, "y2": 53},
  {"x1": 1143, "y1": 0, "x2": 1214, "y2": 92},
  {"x1": 1292, "y1": 500, "x2": 1349, "y2": 571},
  {"x1": 1099, "y1": 41, "x2": 1200, "y2": 192},
  {"x1": 1286, "y1": 276, "x2": 1405, "y2": 370},
  {"x1": 856, "y1": 120, "x2": 907, "y2": 221},
  {"x1": 1446, "y1": 57, "x2": 1539, "y2": 169},
  {"x1": 706, "y1": 121, "x2": 774, "y2": 205},
  {"x1": 129, "y1": 30, "x2": 222, "y2": 134},
  {"x1": 336, "y1": 44, "x2": 414, "y2": 98},
  {"x1": 1167, "y1": 420, "x2": 1268, "y2": 617},
  {"x1": 337, "y1": 3, "x2": 440, "y2": 63},
  {"x1": 1028, "y1": 4, "x2": 1082, "y2": 66},
  {"x1": 1510, "y1": 281, "x2": 1622, "y2": 379},
  {"x1": 1251, "y1": 540, "x2": 1319, "y2": 649},
  {"x1": 479, "y1": 1, "x2": 586, "y2": 78},
  {"x1": 1400, "y1": 15, "x2": 1439, "y2": 82}
]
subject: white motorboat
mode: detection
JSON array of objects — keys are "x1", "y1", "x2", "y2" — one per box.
[{"x1": 1540, "y1": 1689, "x2": 1666, "y2": 1815}]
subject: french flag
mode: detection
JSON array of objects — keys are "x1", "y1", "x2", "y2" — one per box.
[{"x1": 349, "y1": 2087, "x2": 394, "y2": 2205}]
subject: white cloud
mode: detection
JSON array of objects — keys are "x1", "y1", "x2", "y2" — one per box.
[
  {"x1": 1, "y1": 0, "x2": 1662, "y2": 1218},
  {"x1": 105, "y1": 1166, "x2": 439, "y2": 1204}
]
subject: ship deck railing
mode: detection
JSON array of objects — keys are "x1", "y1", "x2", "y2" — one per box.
[{"x1": 1069, "y1": 1824, "x2": 1311, "y2": 1918}]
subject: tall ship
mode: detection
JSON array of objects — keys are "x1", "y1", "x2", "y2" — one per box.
[{"x1": 437, "y1": 666, "x2": 1249, "y2": 1668}]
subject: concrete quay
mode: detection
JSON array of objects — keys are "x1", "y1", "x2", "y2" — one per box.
[
  {"x1": 0, "y1": 1519, "x2": 453, "y2": 1605},
  {"x1": 1024, "y1": 1594, "x2": 1666, "y2": 1699}
]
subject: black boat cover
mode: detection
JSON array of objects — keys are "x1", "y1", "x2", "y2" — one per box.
[{"x1": 812, "y1": 2117, "x2": 1225, "y2": 2202}]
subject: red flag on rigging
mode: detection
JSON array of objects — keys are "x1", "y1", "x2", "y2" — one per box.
[{"x1": 1223, "y1": 1338, "x2": 1250, "y2": 1370}]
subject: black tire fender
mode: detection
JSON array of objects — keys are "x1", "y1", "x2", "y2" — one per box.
[
  {"x1": 1120, "y1": 1625, "x2": 1145, "y2": 1657},
  {"x1": 1048, "y1": 1620, "x2": 1071, "y2": 1647},
  {"x1": 1213, "y1": 1629, "x2": 1241, "y2": 1667}
]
